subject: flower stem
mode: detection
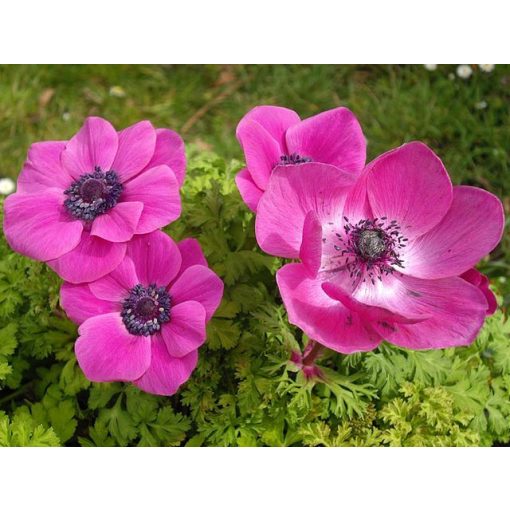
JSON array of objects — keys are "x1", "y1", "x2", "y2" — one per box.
[{"x1": 302, "y1": 340, "x2": 324, "y2": 366}]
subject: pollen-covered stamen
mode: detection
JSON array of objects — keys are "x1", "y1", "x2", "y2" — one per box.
[
  {"x1": 64, "y1": 167, "x2": 122, "y2": 221},
  {"x1": 278, "y1": 153, "x2": 312, "y2": 166},
  {"x1": 121, "y1": 283, "x2": 171, "y2": 336},
  {"x1": 334, "y1": 217, "x2": 407, "y2": 285}
]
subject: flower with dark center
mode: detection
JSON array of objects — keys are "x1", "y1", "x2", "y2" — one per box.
[
  {"x1": 121, "y1": 283, "x2": 171, "y2": 336},
  {"x1": 256, "y1": 143, "x2": 504, "y2": 354},
  {"x1": 64, "y1": 167, "x2": 122, "y2": 221},
  {"x1": 3, "y1": 116, "x2": 185, "y2": 284},
  {"x1": 235, "y1": 105, "x2": 366, "y2": 211},
  {"x1": 61, "y1": 230, "x2": 224, "y2": 396}
]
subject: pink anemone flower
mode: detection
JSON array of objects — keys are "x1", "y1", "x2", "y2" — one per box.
[
  {"x1": 60, "y1": 230, "x2": 223, "y2": 396},
  {"x1": 3, "y1": 116, "x2": 185, "y2": 283},
  {"x1": 255, "y1": 142, "x2": 504, "y2": 353},
  {"x1": 235, "y1": 105, "x2": 366, "y2": 212}
]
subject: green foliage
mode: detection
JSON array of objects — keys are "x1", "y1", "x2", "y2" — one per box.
[{"x1": 1, "y1": 150, "x2": 508, "y2": 447}]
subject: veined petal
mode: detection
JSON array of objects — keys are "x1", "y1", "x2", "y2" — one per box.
[
  {"x1": 3, "y1": 189, "x2": 83, "y2": 261},
  {"x1": 76, "y1": 313, "x2": 151, "y2": 382},
  {"x1": 126, "y1": 231, "x2": 182, "y2": 288},
  {"x1": 255, "y1": 163, "x2": 355, "y2": 259},
  {"x1": 401, "y1": 186, "x2": 504, "y2": 279},
  {"x1": 286, "y1": 107, "x2": 366, "y2": 172},
  {"x1": 276, "y1": 263, "x2": 382, "y2": 354},
  {"x1": 61, "y1": 117, "x2": 118, "y2": 179},
  {"x1": 133, "y1": 336, "x2": 198, "y2": 396},
  {"x1": 366, "y1": 142, "x2": 453, "y2": 240}
]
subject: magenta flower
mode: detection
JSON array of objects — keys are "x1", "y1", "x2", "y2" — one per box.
[
  {"x1": 3, "y1": 117, "x2": 185, "y2": 283},
  {"x1": 255, "y1": 142, "x2": 504, "y2": 353},
  {"x1": 235, "y1": 105, "x2": 366, "y2": 211},
  {"x1": 60, "y1": 230, "x2": 223, "y2": 396}
]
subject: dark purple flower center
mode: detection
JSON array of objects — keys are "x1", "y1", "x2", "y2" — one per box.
[
  {"x1": 64, "y1": 167, "x2": 122, "y2": 221},
  {"x1": 279, "y1": 153, "x2": 312, "y2": 166},
  {"x1": 335, "y1": 217, "x2": 407, "y2": 285},
  {"x1": 121, "y1": 283, "x2": 171, "y2": 336}
]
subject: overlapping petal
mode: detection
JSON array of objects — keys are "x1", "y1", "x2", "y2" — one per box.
[
  {"x1": 255, "y1": 163, "x2": 355, "y2": 258},
  {"x1": 133, "y1": 336, "x2": 198, "y2": 396},
  {"x1": 76, "y1": 313, "x2": 151, "y2": 382},
  {"x1": 285, "y1": 107, "x2": 366, "y2": 172},
  {"x1": 3, "y1": 189, "x2": 83, "y2": 261}
]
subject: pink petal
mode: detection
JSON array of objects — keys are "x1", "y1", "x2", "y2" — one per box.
[
  {"x1": 3, "y1": 189, "x2": 83, "y2": 261},
  {"x1": 126, "y1": 231, "x2": 182, "y2": 287},
  {"x1": 47, "y1": 231, "x2": 126, "y2": 284},
  {"x1": 61, "y1": 117, "x2": 118, "y2": 179},
  {"x1": 176, "y1": 238, "x2": 208, "y2": 278},
  {"x1": 276, "y1": 263, "x2": 382, "y2": 354},
  {"x1": 17, "y1": 141, "x2": 71, "y2": 193},
  {"x1": 461, "y1": 269, "x2": 498, "y2": 315},
  {"x1": 299, "y1": 211, "x2": 322, "y2": 276},
  {"x1": 122, "y1": 165, "x2": 181, "y2": 234},
  {"x1": 60, "y1": 282, "x2": 119, "y2": 325},
  {"x1": 76, "y1": 313, "x2": 151, "y2": 382},
  {"x1": 286, "y1": 107, "x2": 366, "y2": 172},
  {"x1": 133, "y1": 336, "x2": 198, "y2": 396},
  {"x1": 160, "y1": 301, "x2": 206, "y2": 357},
  {"x1": 88, "y1": 256, "x2": 138, "y2": 302},
  {"x1": 255, "y1": 163, "x2": 355, "y2": 259},
  {"x1": 401, "y1": 186, "x2": 505, "y2": 279},
  {"x1": 235, "y1": 119, "x2": 282, "y2": 190},
  {"x1": 365, "y1": 274, "x2": 488, "y2": 349},
  {"x1": 90, "y1": 201, "x2": 144, "y2": 242},
  {"x1": 170, "y1": 265, "x2": 224, "y2": 321},
  {"x1": 235, "y1": 168, "x2": 264, "y2": 212},
  {"x1": 112, "y1": 120, "x2": 157, "y2": 182},
  {"x1": 366, "y1": 142, "x2": 453, "y2": 239},
  {"x1": 237, "y1": 105, "x2": 300, "y2": 150},
  {"x1": 144, "y1": 128, "x2": 186, "y2": 187}
]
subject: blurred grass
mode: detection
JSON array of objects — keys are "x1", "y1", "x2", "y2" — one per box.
[{"x1": 0, "y1": 64, "x2": 509, "y2": 299}]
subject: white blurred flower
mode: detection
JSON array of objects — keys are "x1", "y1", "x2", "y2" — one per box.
[
  {"x1": 424, "y1": 64, "x2": 437, "y2": 71},
  {"x1": 456, "y1": 65, "x2": 473, "y2": 79},
  {"x1": 62, "y1": 111, "x2": 71, "y2": 121},
  {"x1": 109, "y1": 86, "x2": 126, "y2": 98},
  {"x1": 0, "y1": 177, "x2": 15, "y2": 195},
  {"x1": 475, "y1": 100, "x2": 488, "y2": 110},
  {"x1": 479, "y1": 64, "x2": 495, "y2": 73}
]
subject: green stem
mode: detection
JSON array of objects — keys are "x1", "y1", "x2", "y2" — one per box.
[
  {"x1": 302, "y1": 340, "x2": 325, "y2": 366},
  {"x1": 0, "y1": 382, "x2": 32, "y2": 407}
]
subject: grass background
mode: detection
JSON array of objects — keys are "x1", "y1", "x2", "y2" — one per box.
[{"x1": 0, "y1": 64, "x2": 508, "y2": 298}]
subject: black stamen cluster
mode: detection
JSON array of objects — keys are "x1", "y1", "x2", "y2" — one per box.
[
  {"x1": 335, "y1": 217, "x2": 407, "y2": 285},
  {"x1": 64, "y1": 167, "x2": 122, "y2": 221},
  {"x1": 279, "y1": 153, "x2": 312, "y2": 165},
  {"x1": 121, "y1": 284, "x2": 171, "y2": 336}
]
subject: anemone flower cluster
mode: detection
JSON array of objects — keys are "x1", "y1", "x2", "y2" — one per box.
[
  {"x1": 237, "y1": 107, "x2": 504, "y2": 363},
  {"x1": 4, "y1": 117, "x2": 223, "y2": 395}
]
